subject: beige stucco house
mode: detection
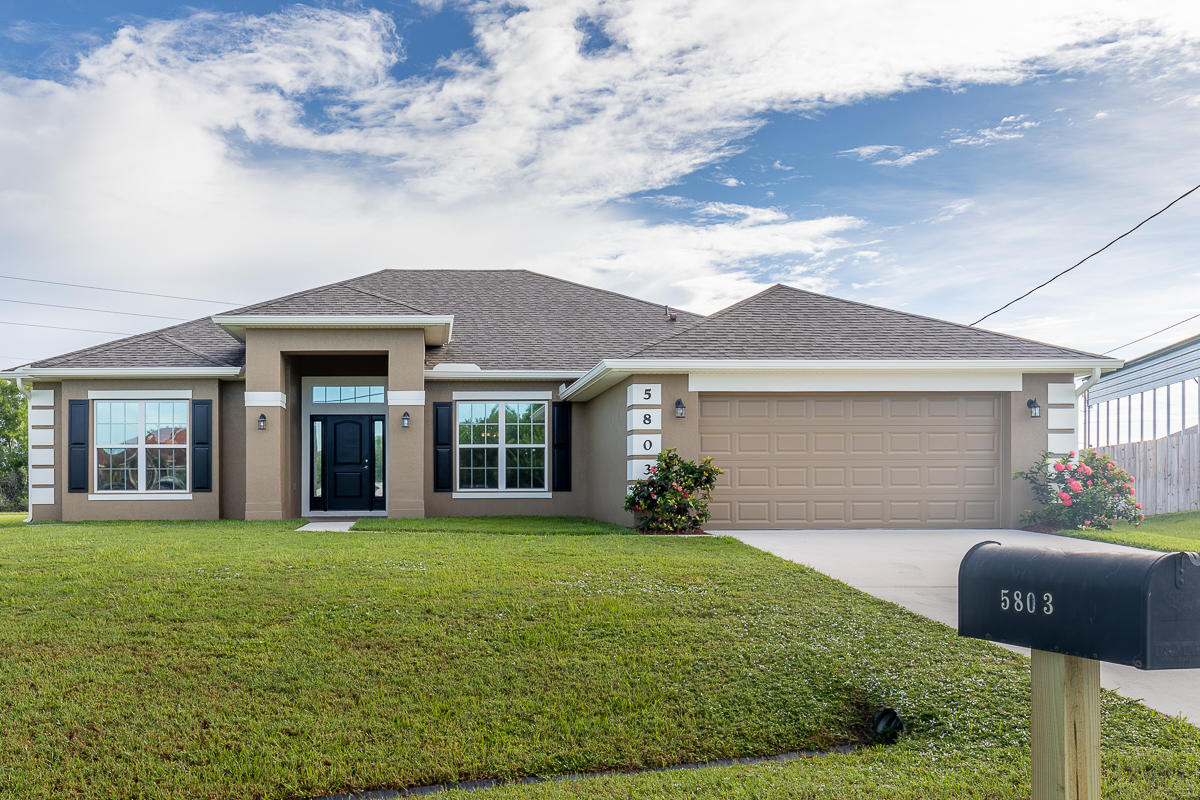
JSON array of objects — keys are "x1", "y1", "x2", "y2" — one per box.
[{"x1": 5, "y1": 269, "x2": 1120, "y2": 528}]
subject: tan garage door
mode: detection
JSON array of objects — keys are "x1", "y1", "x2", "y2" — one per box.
[{"x1": 700, "y1": 393, "x2": 1003, "y2": 528}]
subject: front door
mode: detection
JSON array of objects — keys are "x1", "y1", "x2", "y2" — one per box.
[{"x1": 311, "y1": 414, "x2": 385, "y2": 512}]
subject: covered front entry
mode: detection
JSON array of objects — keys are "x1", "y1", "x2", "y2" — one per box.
[
  {"x1": 310, "y1": 414, "x2": 386, "y2": 513},
  {"x1": 699, "y1": 392, "x2": 1004, "y2": 528}
]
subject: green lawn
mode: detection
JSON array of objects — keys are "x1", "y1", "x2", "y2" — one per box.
[
  {"x1": 351, "y1": 514, "x2": 632, "y2": 535},
  {"x1": 1057, "y1": 510, "x2": 1200, "y2": 552},
  {"x1": 0, "y1": 519, "x2": 1195, "y2": 799}
]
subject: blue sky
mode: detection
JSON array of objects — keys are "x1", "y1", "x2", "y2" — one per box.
[{"x1": 1, "y1": 1, "x2": 1199, "y2": 369}]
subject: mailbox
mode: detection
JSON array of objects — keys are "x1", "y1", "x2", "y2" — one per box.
[{"x1": 959, "y1": 541, "x2": 1200, "y2": 670}]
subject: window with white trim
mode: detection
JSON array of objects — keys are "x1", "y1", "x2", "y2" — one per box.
[
  {"x1": 95, "y1": 400, "x2": 189, "y2": 492},
  {"x1": 456, "y1": 401, "x2": 547, "y2": 491}
]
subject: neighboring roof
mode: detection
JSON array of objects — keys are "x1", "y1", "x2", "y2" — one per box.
[
  {"x1": 627, "y1": 284, "x2": 1104, "y2": 360},
  {"x1": 1086, "y1": 332, "x2": 1200, "y2": 405}
]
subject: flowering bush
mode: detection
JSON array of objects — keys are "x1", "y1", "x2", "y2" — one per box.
[
  {"x1": 1014, "y1": 449, "x2": 1142, "y2": 531},
  {"x1": 624, "y1": 448, "x2": 723, "y2": 533}
]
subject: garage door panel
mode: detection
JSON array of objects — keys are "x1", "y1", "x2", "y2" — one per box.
[{"x1": 701, "y1": 391, "x2": 1003, "y2": 528}]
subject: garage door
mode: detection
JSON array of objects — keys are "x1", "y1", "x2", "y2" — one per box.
[{"x1": 699, "y1": 393, "x2": 1003, "y2": 528}]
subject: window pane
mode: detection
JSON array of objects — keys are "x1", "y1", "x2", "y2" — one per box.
[
  {"x1": 505, "y1": 402, "x2": 546, "y2": 445},
  {"x1": 313, "y1": 420, "x2": 323, "y2": 498},
  {"x1": 145, "y1": 401, "x2": 188, "y2": 445},
  {"x1": 505, "y1": 447, "x2": 545, "y2": 489},
  {"x1": 458, "y1": 402, "x2": 499, "y2": 445},
  {"x1": 374, "y1": 419, "x2": 384, "y2": 499},
  {"x1": 146, "y1": 447, "x2": 188, "y2": 491},
  {"x1": 458, "y1": 447, "x2": 498, "y2": 489},
  {"x1": 96, "y1": 447, "x2": 138, "y2": 491}
]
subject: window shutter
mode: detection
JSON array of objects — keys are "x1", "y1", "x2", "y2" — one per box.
[
  {"x1": 433, "y1": 401, "x2": 452, "y2": 492},
  {"x1": 552, "y1": 401, "x2": 571, "y2": 492},
  {"x1": 67, "y1": 399, "x2": 88, "y2": 493},
  {"x1": 192, "y1": 400, "x2": 213, "y2": 493}
]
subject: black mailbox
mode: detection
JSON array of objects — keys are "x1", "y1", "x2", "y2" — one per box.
[{"x1": 959, "y1": 542, "x2": 1200, "y2": 670}]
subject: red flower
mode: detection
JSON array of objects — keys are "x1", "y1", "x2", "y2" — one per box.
[
  {"x1": 1086, "y1": 480, "x2": 1093, "y2": 486},
  {"x1": 1053, "y1": 463, "x2": 1066, "y2": 472},
  {"x1": 1135, "y1": 502, "x2": 1142, "y2": 509},
  {"x1": 1083, "y1": 520, "x2": 1092, "y2": 526},
  {"x1": 1057, "y1": 491, "x2": 1070, "y2": 502},
  {"x1": 1063, "y1": 498, "x2": 1073, "y2": 506},
  {"x1": 1068, "y1": 480, "x2": 1083, "y2": 492}
]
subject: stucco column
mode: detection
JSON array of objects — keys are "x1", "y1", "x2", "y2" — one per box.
[
  {"x1": 1006, "y1": 372, "x2": 1075, "y2": 527},
  {"x1": 387, "y1": 330, "x2": 426, "y2": 518},
  {"x1": 243, "y1": 332, "x2": 288, "y2": 521}
]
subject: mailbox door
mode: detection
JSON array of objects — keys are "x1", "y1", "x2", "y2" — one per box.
[{"x1": 1145, "y1": 551, "x2": 1200, "y2": 669}]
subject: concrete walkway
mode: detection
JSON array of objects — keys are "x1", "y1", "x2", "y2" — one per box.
[
  {"x1": 719, "y1": 528, "x2": 1199, "y2": 723},
  {"x1": 296, "y1": 520, "x2": 356, "y2": 532}
]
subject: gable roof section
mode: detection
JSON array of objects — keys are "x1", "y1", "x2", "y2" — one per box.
[{"x1": 628, "y1": 284, "x2": 1102, "y2": 360}]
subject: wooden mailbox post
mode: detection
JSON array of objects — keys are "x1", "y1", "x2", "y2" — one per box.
[{"x1": 958, "y1": 543, "x2": 1200, "y2": 800}]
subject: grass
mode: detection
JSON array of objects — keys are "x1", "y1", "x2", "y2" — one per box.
[
  {"x1": 350, "y1": 515, "x2": 633, "y2": 534},
  {"x1": 0, "y1": 519, "x2": 1195, "y2": 799},
  {"x1": 1057, "y1": 510, "x2": 1200, "y2": 552}
]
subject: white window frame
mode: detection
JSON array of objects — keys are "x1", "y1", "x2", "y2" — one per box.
[
  {"x1": 93, "y1": 399, "x2": 191, "y2": 495},
  {"x1": 454, "y1": 399, "x2": 550, "y2": 495}
]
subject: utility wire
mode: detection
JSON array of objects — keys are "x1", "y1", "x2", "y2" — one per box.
[
  {"x1": 0, "y1": 297, "x2": 186, "y2": 320},
  {"x1": 970, "y1": 182, "x2": 1200, "y2": 327},
  {"x1": 0, "y1": 274, "x2": 242, "y2": 305},
  {"x1": 1104, "y1": 310, "x2": 1200, "y2": 354},
  {"x1": 0, "y1": 320, "x2": 132, "y2": 335}
]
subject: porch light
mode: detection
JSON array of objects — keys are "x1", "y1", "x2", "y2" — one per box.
[
  {"x1": 257, "y1": 413, "x2": 267, "y2": 431},
  {"x1": 674, "y1": 398, "x2": 686, "y2": 419},
  {"x1": 401, "y1": 411, "x2": 410, "y2": 428},
  {"x1": 1027, "y1": 398, "x2": 1041, "y2": 419}
]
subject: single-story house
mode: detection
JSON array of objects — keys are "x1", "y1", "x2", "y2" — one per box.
[{"x1": 4, "y1": 269, "x2": 1120, "y2": 528}]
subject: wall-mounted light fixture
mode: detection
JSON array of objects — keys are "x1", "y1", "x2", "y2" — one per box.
[
  {"x1": 1027, "y1": 398, "x2": 1041, "y2": 419},
  {"x1": 257, "y1": 413, "x2": 268, "y2": 431},
  {"x1": 674, "y1": 398, "x2": 686, "y2": 419},
  {"x1": 401, "y1": 411, "x2": 411, "y2": 428}
]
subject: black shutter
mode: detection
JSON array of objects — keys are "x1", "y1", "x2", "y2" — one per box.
[
  {"x1": 433, "y1": 401, "x2": 453, "y2": 492},
  {"x1": 552, "y1": 401, "x2": 572, "y2": 492},
  {"x1": 67, "y1": 399, "x2": 88, "y2": 493},
  {"x1": 192, "y1": 400, "x2": 213, "y2": 493}
]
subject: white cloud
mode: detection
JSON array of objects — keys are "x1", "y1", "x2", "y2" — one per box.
[
  {"x1": 948, "y1": 113, "x2": 1040, "y2": 146},
  {"x1": 839, "y1": 144, "x2": 903, "y2": 161},
  {"x1": 718, "y1": 177, "x2": 742, "y2": 187},
  {"x1": 929, "y1": 199, "x2": 976, "y2": 223},
  {"x1": 873, "y1": 147, "x2": 940, "y2": 167},
  {"x1": 3, "y1": 2, "x2": 1200, "y2": 363}
]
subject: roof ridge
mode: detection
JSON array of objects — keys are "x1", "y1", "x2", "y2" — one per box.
[
  {"x1": 511, "y1": 269, "x2": 706, "y2": 321},
  {"x1": 223, "y1": 268, "x2": 395, "y2": 315},
  {"x1": 27, "y1": 317, "x2": 214, "y2": 368},
  {"x1": 622, "y1": 284, "x2": 782, "y2": 358},
  {"x1": 341, "y1": 283, "x2": 435, "y2": 315},
  {"x1": 159, "y1": 333, "x2": 227, "y2": 366},
  {"x1": 765, "y1": 283, "x2": 1104, "y2": 359}
]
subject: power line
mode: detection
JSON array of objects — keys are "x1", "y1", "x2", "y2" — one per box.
[
  {"x1": 0, "y1": 297, "x2": 186, "y2": 320},
  {"x1": 0, "y1": 274, "x2": 242, "y2": 305},
  {"x1": 0, "y1": 320, "x2": 132, "y2": 335},
  {"x1": 970, "y1": 182, "x2": 1200, "y2": 327},
  {"x1": 1104, "y1": 311, "x2": 1200, "y2": 354}
]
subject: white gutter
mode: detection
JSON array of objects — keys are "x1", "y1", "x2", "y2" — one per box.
[
  {"x1": 424, "y1": 368, "x2": 586, "y2": 381},
  {"x1": 2, "y1": 367, "x2": 245, "y2": 380},
  {"x1": 560, "y1": 357, "x2": 1124, "y2": 401},
  {"x1": 211, "y1": 314, "x2": 455, "y2": 345},
  {"x1": 13, "y1": 377, "x2": 31, "y2": 523},
  {"x1": 1075, "y1": 367, "x2": 1103, "y2": 398}
]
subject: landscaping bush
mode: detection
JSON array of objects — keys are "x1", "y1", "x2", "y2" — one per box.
[
  {"x1": 1014, "y1": 449, "x2": 1142, "y2": 531},
  {"x1": 624, "y1": 448, "x2": 722, "y2": 533}
]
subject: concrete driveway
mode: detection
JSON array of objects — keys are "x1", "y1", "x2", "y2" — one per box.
[{"x1": 720, "y1": 528, "x2": 1199, "y2": 723}]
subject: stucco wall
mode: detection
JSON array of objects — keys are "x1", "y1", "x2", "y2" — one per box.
[
  {"x1": 28, "y1": 381, "x2": 61, "y2": 522},
  {"x1": 53, "y1": 379, "x2": 222, "y2": 522},
  {"x1": 584, "y1": 373, "x2": 700, "y2": 525},
  {"x1": 1005, "y1": 372, "x2": 1076, "y2": 527},
  {"x1": 422, "y1": 380, "x2": 589, "y2": 517},
  {"x1": 219, "y1": 381, "x2": 246, "y2": 520}
]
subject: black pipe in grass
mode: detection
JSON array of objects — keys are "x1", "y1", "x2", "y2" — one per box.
[{"x1": 311, "y1": 745, "x2": 863, "y2": 800}]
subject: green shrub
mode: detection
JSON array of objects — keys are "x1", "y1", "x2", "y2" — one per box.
[
  {"x1": 624, "y1": 448, "x2": 722, "y2": 533},
  {"x1": 1014, "y1": 449, "x2": 1142, "y2": 531}
]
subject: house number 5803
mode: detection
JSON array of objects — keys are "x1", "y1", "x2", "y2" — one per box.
[{"x1": 1000, "y1": 589, "x2": 1054, "y2": 615}]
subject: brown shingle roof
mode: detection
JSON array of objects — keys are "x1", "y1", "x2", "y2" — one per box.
[
  {"x1": 629, "y1": 284, "x2": 1100, "y2": 360},
  {"x1": 25, "y1": 271, "x2": 1100, "y2": 371}
]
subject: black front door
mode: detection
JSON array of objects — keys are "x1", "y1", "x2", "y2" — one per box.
[{"x1": 311, "y1": 415, "x2": 383, "y2": 512}]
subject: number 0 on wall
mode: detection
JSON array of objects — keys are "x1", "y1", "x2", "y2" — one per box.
[{"x1": 627, "y1": 433, "x2": 662, "y2": 456}]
